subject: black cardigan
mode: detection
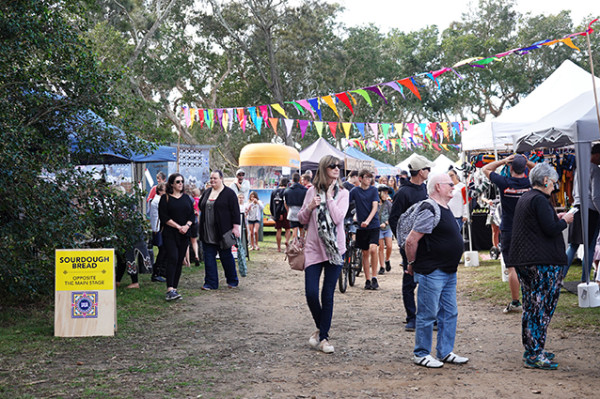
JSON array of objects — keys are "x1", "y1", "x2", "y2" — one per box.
[
  {"x1": 508, "y1": 189, "x2": 568, "y2": 267},
  {"x1": 198, "y1": 186, "x2": 241, "y2": 242}
]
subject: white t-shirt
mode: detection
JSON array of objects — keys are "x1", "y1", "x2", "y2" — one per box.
[
  {"x1": 230, "y1": 179, "x2": 250, "y2": 201},
  {"x1": 447, "y1": 182, "x2": 468, "y2": 219}
]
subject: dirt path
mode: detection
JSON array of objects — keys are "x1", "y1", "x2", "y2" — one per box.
[{"x1": 6, "y1": 241, "x2": 599, "y2": 398}]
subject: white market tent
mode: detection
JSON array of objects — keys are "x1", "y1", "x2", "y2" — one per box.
[
  {"x1": 513, "y1": 88, "x2": 600, "y2": 151},
  {"x1": 462, "y1": 60, "x2": 600, "y2": 152},
  {"x1": 431, "y1": 154, "x2": 457, "y2": 175},
  {"x1": 463, "y1": 59, "x2": 600, "y2": 283}
]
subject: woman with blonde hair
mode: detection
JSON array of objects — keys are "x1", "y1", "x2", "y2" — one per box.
[{"x1": 298, "y1": 155, "x2": 349, "y2": 353}]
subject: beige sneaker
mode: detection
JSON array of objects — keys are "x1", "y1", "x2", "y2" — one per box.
[
  {"x1": 318, "y1": 339, "x2": 334, "y2": 354},
  {"x1": 308, "y1": 331, "x2": 319, "y2": 348}
]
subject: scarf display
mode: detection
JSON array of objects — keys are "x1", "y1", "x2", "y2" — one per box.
[{"x1": 316, "y1": 187, "x2": 343, "y2": 265}]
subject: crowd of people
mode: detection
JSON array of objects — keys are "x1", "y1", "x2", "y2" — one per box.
[{"x1": 128, "y1": 147, "x2": 597, "y2": 371}]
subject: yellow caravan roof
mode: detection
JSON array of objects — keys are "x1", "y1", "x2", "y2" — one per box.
[{"x1": 238, "y1": 143, "x2": 300, "y2": 168}]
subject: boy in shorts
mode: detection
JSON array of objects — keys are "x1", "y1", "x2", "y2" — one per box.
[{"x1": 349, "y1": 169, "x2": 381, "y2": 290}]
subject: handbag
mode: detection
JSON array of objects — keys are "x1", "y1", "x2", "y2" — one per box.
[
  {"x1": 152, "y1": 231, "x2": 163, "y2": 247},
  {"x1": 285, "y1": 236, "x2": 305, "y2": 271},
  {"x1": 219, "y1": 229, "x2": 237, "y2": 250}
]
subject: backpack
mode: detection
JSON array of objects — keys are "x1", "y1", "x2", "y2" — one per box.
[
  {"x1": 396, "y1": 198, "x2": 441, "y2": 250},
  {"x1": 272, "y1": 188, "x2": 286, "y2": 219}
]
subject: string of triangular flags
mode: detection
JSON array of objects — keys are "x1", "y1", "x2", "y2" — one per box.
[{"x1": 181, "y1": 19, "x2": 597, "y2": 132}]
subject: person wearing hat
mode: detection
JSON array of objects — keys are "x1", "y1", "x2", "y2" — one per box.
[
  {"x1": 230, "y1": 168, "x2": 251, "y2": 202},
  {"x1": 483, "y1": 153, "x2": 536, "y2": 314},
  {"x1": 389, "y1": 154, "x2": 433, "y2": 331}
]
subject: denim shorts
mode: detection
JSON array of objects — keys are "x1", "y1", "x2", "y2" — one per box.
[{"x1": 379, "y1": 227, "x2": 392, "y2": 240}]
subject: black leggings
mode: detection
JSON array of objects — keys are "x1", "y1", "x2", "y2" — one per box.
[{"x1": 162, "y1": 227, "x2": 189, "y2": 289}]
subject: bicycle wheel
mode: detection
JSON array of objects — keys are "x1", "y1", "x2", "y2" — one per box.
[
  {"x1": 338, "y1": 262, "x2": 348, "y2": 293},
  {"x1": 348, "y1": 255, "x2": 356, "y2": 286},
  {"x1": 354, "y1": 247, "x2": 362, "y2": 278}
]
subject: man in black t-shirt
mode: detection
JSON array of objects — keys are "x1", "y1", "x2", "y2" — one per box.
[
  {"x1": 483, "y1": 154, "x2": 534, "y2": 314},
  {"x1": 405, "y1": 173, "x2": 468, "y2": 369},
  {"x1": 389, "y1": 155, "x2": 431, "y2": 331}
]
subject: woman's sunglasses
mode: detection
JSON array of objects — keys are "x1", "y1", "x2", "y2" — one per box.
[{"x1": 327, "y1": 163, "x2": 342, "y2": 169}]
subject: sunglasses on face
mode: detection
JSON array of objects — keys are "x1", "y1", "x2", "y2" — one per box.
[
  {"x1": 327, "y1": 163, "x2": 342, "y2": 170},
  {"x1": 422, "y1": 167, "x2": 431, "y2": 172},
  {"x1": 237, "y1": 173, "x2": 245, "y2": 177},
  {"x1": 174, "y1": 180, "x2": 184, "y2": 184},
  {"x1": 439, "y1": 182, "x2": 455, "y2": 187}
]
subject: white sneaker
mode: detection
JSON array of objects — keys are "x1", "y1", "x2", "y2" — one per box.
[
  {"x1": 413, "y1": 354, "x2": 443, "y2": 368},
  {"x1": 308, "y1": 330, "x2": 319, "y2": 348},
  {"x1": 442, "y1": 352, "x2": 469, "y2": 364},
  {"x1": 318, "y1": 339, "x2": 334, "y2": 354}
]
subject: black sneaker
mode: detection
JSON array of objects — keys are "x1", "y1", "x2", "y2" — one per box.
[
  {"x1": 371, "y1": 277, "x2": 379, "y2": 290},
  {"x1": 364, "y1": 280, "x2": 372, "y2": 290},
  {"x1": 385, "y1": 260, "x2": 391, "y2": 272},
  {"x1": 378, "y1": 267, "x2": 385, "y2": 275},
  {"x1": 165, "y1": 290, "x2": 181, "y2": 301}
]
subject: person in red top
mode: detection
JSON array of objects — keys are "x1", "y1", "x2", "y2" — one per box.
[{"x1": 147, "y1": 171, "x2": 166, "y2": 206}]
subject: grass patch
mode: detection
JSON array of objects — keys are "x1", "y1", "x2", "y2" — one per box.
[
  {"x1": 460, "y1": 259, "x2": 600, "y2": 332},
  {"x1": 0, "y1": 266, "x2": 206, "y2": 357}
]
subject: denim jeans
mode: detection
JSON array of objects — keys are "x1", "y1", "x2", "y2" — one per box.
[
  {"x1": 414, "y1": 269, "x2": 458, "y2": 359},
  {"x1": 305, "y1": 261, "x2": 343, "y2": 342},
  {"x1": 202, "y1": 242, "x2": 239, "y2": 289}
]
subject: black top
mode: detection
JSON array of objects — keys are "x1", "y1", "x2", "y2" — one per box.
[
  {"x1": 158, "y1": 194, "x2": 195, "y2": 233},
  {"x1": 413, "y1": 206, "x2": 463, "y2": 275},
  {"x1": 198, "y1": 186, "x2": 241, "y2": 242},
  {"x1": 284, "y1": 183, "x2": 307, "y2": 206},
  {"x1": 509, "y1": 189, "x2": 568, "y2": 267},
  {"x1": 389, "y1": 181, "x2": 428, "y2": 236},
  {"x1": 489, "y1": 172, "x2": 531, "y2": 232},
  {"x1": 270, "y1": 187, "x2": 287, "y2": 219},
  {"x1": 343, "y1": 181, "x2": 356, "y2": 219}
]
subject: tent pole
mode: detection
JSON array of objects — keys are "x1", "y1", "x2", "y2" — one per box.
[
  {"x1": 176, "y1": 133, "x2": 181, "y2": 173},
  {"x1": 586, "y1": 34, "x2": 600, "y2": 131}
]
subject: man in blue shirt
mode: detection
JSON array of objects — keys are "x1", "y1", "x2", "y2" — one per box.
[
  {"x1": 350, "y1": 169, "x2": 381, "y2": 290},
  {"x1": 483, "y1": 154, "x2": 534, "y2": 314}
]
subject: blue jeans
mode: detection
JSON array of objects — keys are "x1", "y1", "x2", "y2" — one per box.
[
  {"x1": 455, "y1": 217, "x2": 464, "y2": 232},
  {"x1": 202, "y1": 242, "x2": 239, "y2": 289},
  {"x1": 305, "y1": 261, "x2": 343, "y2": 342},
  {"x1": 414, "y1": 269, "x2": 458, "y2": 359}
]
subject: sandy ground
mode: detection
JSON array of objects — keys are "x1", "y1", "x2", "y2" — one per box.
[{"x1": 4, "y1": 241, "x2": 599, "y2": 398}]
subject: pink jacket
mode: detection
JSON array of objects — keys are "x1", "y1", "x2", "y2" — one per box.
[{"x1": 297, "y1": 186, "x2": 349, "y2": 269}]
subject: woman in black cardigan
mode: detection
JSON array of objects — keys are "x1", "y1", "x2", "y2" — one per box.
[
  {"x1": 158, "y1": 173, "x2": 195, "y2": 301},
  {"x1": 199, "y1": 170, "x2": 241, "y2": 290},
  {"x1": 509, "y1": 162, "x2": 574, "y2": 370}
]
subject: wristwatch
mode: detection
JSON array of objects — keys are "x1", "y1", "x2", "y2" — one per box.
[{"x1": 408, "y1": 260, "x2": 415, "y2": 266}]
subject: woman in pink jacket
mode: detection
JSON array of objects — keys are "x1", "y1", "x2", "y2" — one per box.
[{"x1": 298, "y1": 155, "x2": 349, "y2": 354}]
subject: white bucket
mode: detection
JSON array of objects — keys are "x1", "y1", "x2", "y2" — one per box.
[
  {"x1": 578, "y1": 282, "x2": 600, "y2": 308},
  {"x1": 500, "y1": 255, "x2": 509, "y2": 282},
  {"x1": 464, "y1": 251, "x2": 479, "y2": 267}
]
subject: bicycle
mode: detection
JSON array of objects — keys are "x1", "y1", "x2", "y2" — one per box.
[{"x1": 339, "y1": 219, "x2": 361, "y2": 293}]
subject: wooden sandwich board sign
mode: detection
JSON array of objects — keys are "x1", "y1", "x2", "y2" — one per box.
[{"x1": 54, "y1": 248, "x2": 116, "y2": 337}]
